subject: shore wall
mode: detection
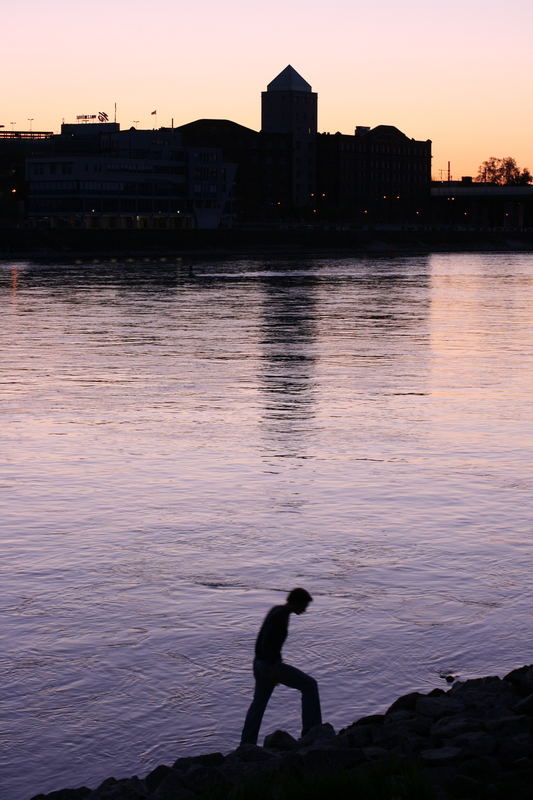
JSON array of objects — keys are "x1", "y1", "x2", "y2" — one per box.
[
  {"x1": 30, "y1": 665, "x2": 533, "y2": 800},
  {"x1": 3, "y1": 227, "x2": 533, "y2": 260}
]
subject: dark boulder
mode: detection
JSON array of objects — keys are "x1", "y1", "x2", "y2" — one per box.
[
  {"x1": 172, "y1": 752, "x2": 224, "y2": 771},
  {"x1": 263, "y1": 729, "x2": 298, "y2": 751},
  {"x1": 503, "y1": 664, "x2": 533, "y2": 696}
]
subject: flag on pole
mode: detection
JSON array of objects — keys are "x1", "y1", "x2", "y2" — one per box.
[{"x1": 151, "y1": 110, "x2": 157, "y2": 115}]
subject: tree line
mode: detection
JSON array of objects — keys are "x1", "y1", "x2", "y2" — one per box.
[{"x1": 475, "y1": 157, "x2": 532, "y2": 185}]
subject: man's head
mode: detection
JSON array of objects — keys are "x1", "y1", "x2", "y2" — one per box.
[{"x1": 286, "y1": 587, "x2": 313, "y2": 615}]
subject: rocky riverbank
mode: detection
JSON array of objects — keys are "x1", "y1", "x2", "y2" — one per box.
[{"x1": 30, "y1": 665, "x2": 533, "y2": 800}]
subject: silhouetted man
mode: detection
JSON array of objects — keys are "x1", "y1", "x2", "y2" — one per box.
[{"x1": 240, "y1": 588, "x2": 322, "y2": 745}]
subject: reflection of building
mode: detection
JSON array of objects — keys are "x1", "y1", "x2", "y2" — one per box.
[
  {"x1": 431, "y1": 178, "x2": 533, "y2": 228},
  {"x1": 25, "y1": 123, "x2": 236, "y2": 230},
  {"x1": 257, "y1": 272, "x2": 318, "y2": 458}
]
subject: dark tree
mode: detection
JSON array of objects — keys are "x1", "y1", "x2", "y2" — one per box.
[{"x1": 476, "y1": 156, "x2": 532, "y2": 185}]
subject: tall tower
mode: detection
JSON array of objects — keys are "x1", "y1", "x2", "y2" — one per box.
[
  {"x1": 261, "y1": 66, "x2": 317, "y2": 210},
  {"x1": 261, "y1": 65, "x2": 317, "y2": 135}
]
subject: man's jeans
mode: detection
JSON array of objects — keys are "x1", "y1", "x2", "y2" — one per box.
[{"x1": 240, "y1": 659, "x2": 322, "y2": 745}]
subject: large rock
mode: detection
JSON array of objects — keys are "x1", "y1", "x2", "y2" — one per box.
[
  {"x1": 386, "y1": 691, "x2": 423, "y2": 713},
  {"x1": 298, "y1": 746, "x2": 364, "y2": 771},
  {"x1": 451, "y1": 731, "x2": 496, "y2": 757},
  {"x1": 484, "y1": 713, "x2": 527, "y2": 734},
  {"x1": 172, "y1": 752, "x2": 224, "y2": 771},
  {"x1": 181, "y1": 764, "x2": 229, "y2": 794},
  {"x1": 263, "y1": 729, "x2": 298, "y2": 751},
  {"x1": 503, "y1": 664, "x2": 533, "y2": 695},
  {"x1": 396, "y1": 733, "x2": 428, "y2": 755},
  {"x1": 430, "y1": 713, "x2": 481, "y2": 739},
  {"x1": 497, "y1": 732, "x2": 533, "y2": 762},
  {"x1": 420, "y1": 746, "x2": 463, "y2": 764},
  {"x1": 337, "y1": 723, "x2": 374, "y2": 748},
  {"x1": 361, "y1": 745, "x2": 389, "y2": 760},
  {"x1": 451, "y1": 675, "x2": 515, "y2": 712},
  {"x1": 30, "y1": 791, "x2": 91, "y2": 800},
  {"x1": 353, "y1": 713, "x2": 386, "y2": 727},
  {"x1": 299, "y1": 723, "x2": 336, "y2": 746},
  {"x1": 227, "y1": 744, "x2": 277, "y2": 763},
  {"x1": 90, "y1": 776, "x2": 147, "y2": 799},
  {"x1": 149, "y1": 771, "x2": 193, "y2": 800},
  {"x1": 144, "y1": 765, "x2": 174, "y2": 794},
  {"x1": 513, "y1": 691, "x2": 533, "y2": 715},
  {"x1": 415, "y1": 694, "x2": 464, "y2": 719},
  {"x1": 375, "y1": 720, "x2": 425, "y2": 753},
  {"x1": 383, "y1": 709, "x2": 415, "y2": 725}
]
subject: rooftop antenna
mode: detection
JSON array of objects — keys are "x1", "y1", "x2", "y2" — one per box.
[
  {"x1": 114, "y1": 103, "x2": 117, "y2": 123},
  {"x1": 448, "y1": 161, "x2": 451, "y2": 181}
]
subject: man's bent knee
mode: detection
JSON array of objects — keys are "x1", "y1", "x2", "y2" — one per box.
[{"x1": 301, "y1": 675, "x2": 318, "y2": 692}]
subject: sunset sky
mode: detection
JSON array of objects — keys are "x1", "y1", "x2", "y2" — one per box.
[{"x1": 5, "y1": 0, "x2": 533, "y2": 179}]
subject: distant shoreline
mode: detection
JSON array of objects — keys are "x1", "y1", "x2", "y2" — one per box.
[{"x1": 2, "y1": 227, "x2": 533, "y2": 262}]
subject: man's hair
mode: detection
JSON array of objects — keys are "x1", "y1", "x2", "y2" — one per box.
[{"x1": 287, "y1": 587, "x2": 313, "y2": 605}]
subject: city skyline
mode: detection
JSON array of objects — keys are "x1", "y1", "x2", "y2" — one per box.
[{"x1": 5, "y1": 0, "x2": 533, "y2": 180}]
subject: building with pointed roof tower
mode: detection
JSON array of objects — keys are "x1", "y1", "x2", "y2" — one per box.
[
  {"x1": 12, "y1": 65, "x2": 434, "y2": 230},
  {"x1": 261, "y1": 65, "x2": 317, "y2": 209},
  {"x1": 266, "y1": 65, "x2": 313, "y2": 93},
  {"x1": 262, "y1": 65, "x2": 317, "y2": 134}
]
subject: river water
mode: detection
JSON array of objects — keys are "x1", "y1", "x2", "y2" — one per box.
[{"x1": 1, "y1": 252, "x2": 532, "y2": 799}]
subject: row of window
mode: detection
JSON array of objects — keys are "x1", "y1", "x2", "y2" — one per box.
[
  {"x1": 336, "y1": 144, "x2": 427, "y2": 155},
  {"x1": 192, "y1": 151, "x2": 220, "y2": 162},
  {"x1": 30, "y1": 199, "x2": 191, "y2": 212},
  {"x1": 32, "y1": 163, "x2": 73, "y2": 176},
  {"x1": 192, "y1": 183, "x2": 219, "y2": 194},
  {"x1": 30, "y1": 180, "x2": 193, "y2": 196}
]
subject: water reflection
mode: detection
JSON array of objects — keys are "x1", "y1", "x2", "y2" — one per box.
[
  {"x1": 10, "y1": 266, "x2": 18, "y2": 299},
  {"x1": 258, "y1": 273, "x2": 319, "y2": 459},
  {"x1": 0, "y1": 259, "x2": 192, "y2": 298},
  {"x1": 2, "y1": 254, "x2": 533, "y2": 800}
]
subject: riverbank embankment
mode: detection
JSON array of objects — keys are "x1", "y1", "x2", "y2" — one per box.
[
  {"x1": 3, "y1": 227, "x2": 533, "y2": 262},
  {"x1": 30, "y1": 665, "x2": 533, "y2": 800}
]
